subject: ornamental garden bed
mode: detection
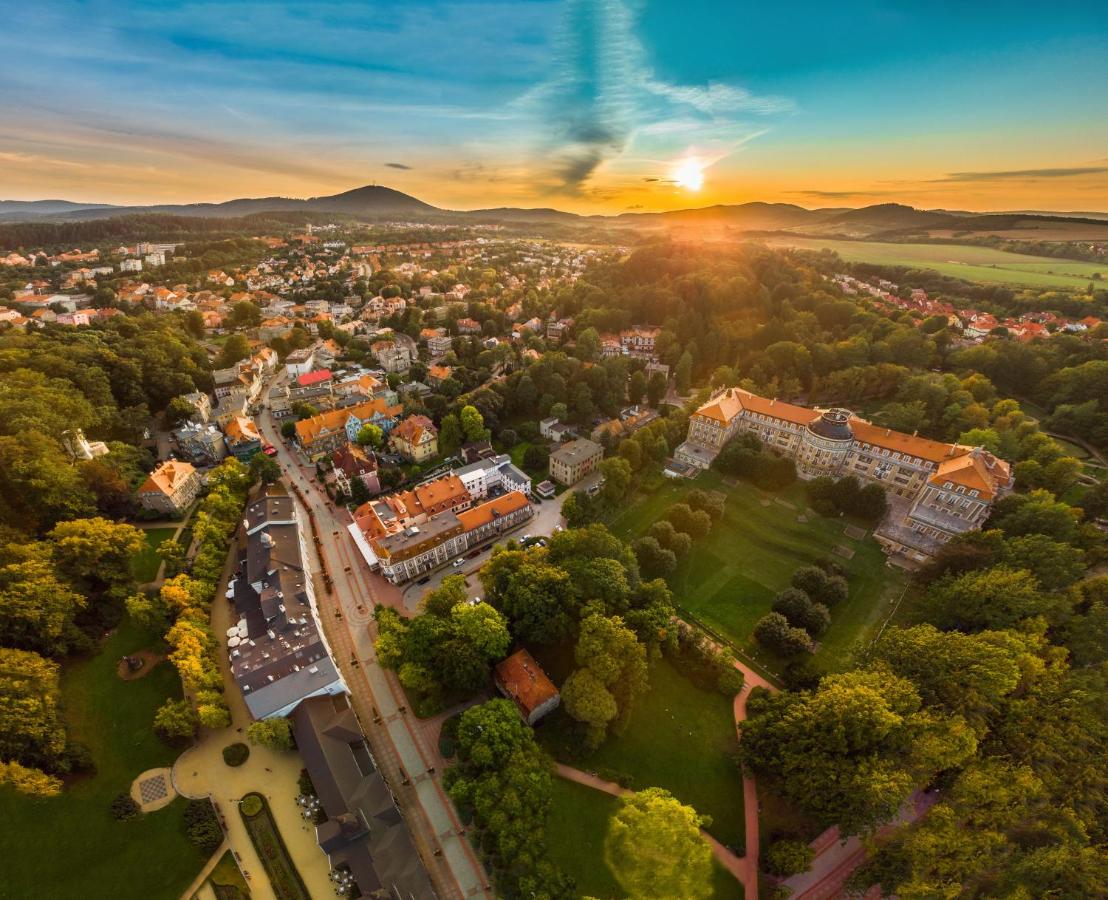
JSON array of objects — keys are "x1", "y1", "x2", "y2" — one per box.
[{"x1": 238, "y1": 792, "x2": 310, "y2": 900}]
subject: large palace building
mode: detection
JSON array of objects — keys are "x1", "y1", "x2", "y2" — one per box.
[{"x1": 676, "y1": 387, "x2": 1013, "y2": 562}]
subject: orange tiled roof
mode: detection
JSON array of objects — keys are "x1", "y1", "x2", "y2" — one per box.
[
  {"x1": 850, "y1": 420, "x2": 965, "y2": 464},
  {"x1": 929, "y1": 451, "x2": 1011, "y2": 500},
  {"x1": 457, "y1": 490, "x2": 529, "y2": 531},
  {"x1": 413, "y1": 475, "x2": 468, "y2": 513},
  {"x1": 494, "y1": 648, "x2": 558, "y2": 718},
  {"x1": 138, "y1": 460, "x2": 196, "y2": 495}
]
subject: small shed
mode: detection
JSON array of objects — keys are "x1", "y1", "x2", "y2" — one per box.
[{"x1": 494, "y1": 649, "x2": 560, "y2": 725}]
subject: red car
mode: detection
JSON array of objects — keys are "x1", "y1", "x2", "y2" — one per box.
[{"x1": 262, "y1": 443, "x2": 278, "y2": 456}]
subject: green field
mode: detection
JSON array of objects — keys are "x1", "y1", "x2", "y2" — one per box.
[
  {"x1": 0, "y1": 618, "x2": 201, "y2": 900},
  {"x1": 537, "y1": 656, "x2": 746, "y2": 848},
  {"x1": 546, "y1": 778, "x2": 743, "y2": 899},
  {"x1": 610, "y1": 471, "x2": 903, "y2": 674},
  {"x1": 131, "y1": 526, "x2": 176, "y2": 583},
  {"x1": 763, "y1": 236, "x2": 1106, "y2": 288}
]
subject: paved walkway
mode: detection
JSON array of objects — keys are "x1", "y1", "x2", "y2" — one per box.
[
  {"x1": 552, "y1": 764, "x2": 747, "y2": 884},
  {"x1": 131, "y1": 766, "x2": 177, "y2": 812},
  {"x1": 172, "y1": 539, "x2": 337, "y2": 900},
  {"x1": 731, "y1": 658, "x2": 776, "y2": 900},
  {"x1": 178, "y1": 839, "x2": 229, "y2": 900}
]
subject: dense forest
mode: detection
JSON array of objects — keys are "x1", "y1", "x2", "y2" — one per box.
[{"x1": 0, "y1": 314, "x2": 225, "y2": 795}]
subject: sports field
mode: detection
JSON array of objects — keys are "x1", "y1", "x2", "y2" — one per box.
[{"x1": 763, "y1": 236, "x2": 1105, "y2": 288}]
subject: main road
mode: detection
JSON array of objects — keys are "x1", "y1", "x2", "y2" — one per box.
[{"x1": 255, "y1": 377, "x2": 491, "y2": 900}]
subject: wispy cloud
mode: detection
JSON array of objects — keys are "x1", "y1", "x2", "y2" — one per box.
[
  {"x1": 517, "y1": 0, "x2": 790, "y2": 194},
  {"x1": 385, "y1": 162, "x2": 413, "y2": 170},
  {"x1": 786, "y1": 189, "x2": 899, "y2": 199},
  {"x1": 932, "y1": 166, "x2": 1108, "y2": 182}
]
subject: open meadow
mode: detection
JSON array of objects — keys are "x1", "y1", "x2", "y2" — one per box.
[{"x1": 762, "y1": 236, "x2": 1106, "y2": 288}]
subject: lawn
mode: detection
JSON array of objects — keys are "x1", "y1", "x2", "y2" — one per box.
[
  {"x1": 546, "y1": 778, "x2": 743, "y2": 899},
  {"x1": 207, "y1": 848, "x2": 250, "y2": 899},
  {"x1": 131, "y1": 526, "x2": 177, "y2": 583},
  {"x1": 610, "y1": 471, "x2": 904, "y2": 674},
  {"x1": 537, "y1": 655, "x2": 747, "y2": 849},
  {"x1": 763, "y1": 236, "x2": 1106, "y2": 288},
  {"x1": 0, "y1": 618, "x2": 203, "y2": 900}
]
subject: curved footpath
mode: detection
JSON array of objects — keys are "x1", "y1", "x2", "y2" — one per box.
[{"x1": 552, "y1": 654, "x2": 775, "y2": 899}]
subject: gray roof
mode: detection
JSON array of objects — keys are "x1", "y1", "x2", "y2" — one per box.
[
  {"x1": 291, "y1": 695, "x2": 436, "y2": 899},
  {"x1": 229, "y1": 491, "x2": 344, "y2": 719}
]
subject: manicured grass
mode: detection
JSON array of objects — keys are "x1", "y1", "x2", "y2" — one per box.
[
  {"x1": 546, "y1": 778, "x2": 743, "y2": 899},
  {"x1": 546, "y1": 779, "x2": 624, "y2": 899},
  {"x1": 537, "y1": 656, "x2": 746, "y2": 849},
  {"x1": 208, "y1": 848, "x2": 250, "y2": 900},
  {"x1": 763, "y1": 236, "x2": 1107, "y2": 288},
  {"x1": 0, "y1": 618, "x2": 202, "y2": 900},
  {"x1": 132, "y1": 526, "x2": 177, "y2": 583},
  {"x1": 610, "y1": 471, "x2": 904, "y2": 674},
  {"x1": 240, "y1": 792, "x2": 310, "y2": 900}
]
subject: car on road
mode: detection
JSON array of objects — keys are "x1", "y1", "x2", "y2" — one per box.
[
  {"x1": 452, "y1": 559, "x2": 465, "y2": 568},
  {"x1": 416, "y1": 576, "x2": 431, "y2": 585}
]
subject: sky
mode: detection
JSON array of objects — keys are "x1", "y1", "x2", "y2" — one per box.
[{"x1": 2, "y1": 0, "x2": 1107, "y2": 213}]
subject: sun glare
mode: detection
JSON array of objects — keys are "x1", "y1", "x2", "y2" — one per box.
[{"x1": 673, "y1": 159, "x2": 705, "y2": 191}]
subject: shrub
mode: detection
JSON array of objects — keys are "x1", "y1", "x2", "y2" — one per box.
[
  {"x1": 772, "y1": 588, "x2": 831, "y2": 637},
  {"x1": 222, "y1": 742, "x2": 250, "y2": 767},
  {"x1": 298, "y1": 769, "x2": 316, "y2": 798},
  {"x1": 764, "y1": 838, "x2": 815, "y2": 877},
  {"x1": 240, "y1": 794, "x2": 263, "y2": 817},
  {"x1": 110, "y1": 793, "x2": 140, "y2": 820},
  {"x1": 184, "y1": 799, "x2": 223, "y2": 853},
  {"x1": 791, "y1": 566, "x2": 848, "y2": 607},
  {"x1": 632, "y1": 535, "x2": 677, "y2": 578},
  {"x1": 522, "y1": 445, "x2": 549, "y2": 470},
  {"x1": 753, "y1": 613, "x2": 813, "y2": 656}
]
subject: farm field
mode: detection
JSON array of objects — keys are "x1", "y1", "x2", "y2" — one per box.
[
  {"x1": 0, "y1": 618, "x2": 200, "y2": 900},
  {"x1": 609, "y1": 471, "x2": 903, "y2": 675},
  {"x1": 545, "y1": 778, "x2": 744, "y2": 899},
  {"x1": 537, "y1": 655, "x2": 746, "y2": 849},
  {"x1": 762, "y1": 236, "x2": 1106, "y2": 287}
]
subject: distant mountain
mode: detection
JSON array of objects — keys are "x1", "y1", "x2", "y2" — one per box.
[
  {"x1": 0, "y1": 199, "x2": 121, "y2": 221},
  {"x1": 2, "y1": 186, "x2": 1106, "y2": 240}
]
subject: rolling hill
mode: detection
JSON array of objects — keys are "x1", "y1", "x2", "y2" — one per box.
[{"x1": 2, "y1": 185, "x2": 1107, "y2": 242}]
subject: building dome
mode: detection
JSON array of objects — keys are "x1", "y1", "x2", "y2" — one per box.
[{"x1": 808, "y1": 408, "x2": 854, "y2": 442}]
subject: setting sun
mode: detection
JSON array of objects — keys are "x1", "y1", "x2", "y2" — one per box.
[{"x1": 673, "y1": 158, "x2": 705, "y2": 191}]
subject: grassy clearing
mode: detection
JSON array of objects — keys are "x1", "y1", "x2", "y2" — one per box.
[
  {"x1": 132, "y1": 526, "x2": 177, "y2": 583},
  {"x1": 546, "y1": 778, "x2": 744, "y2": 899},
  {"x1": 537, "y1": 655, "x2": 746, "y2": 848},
  {"x1": 0, "y1": 618, "x2": 201, "y2": 900},
  {"x1": 763, "y1": 236, "x2": 1106, "y2": 288},
  {"x1": 208, "y1": 848, "x2": 250, "y2": 899},
  {"x1": 610, "y1": 471, "x2": 903, "y2": 674}
]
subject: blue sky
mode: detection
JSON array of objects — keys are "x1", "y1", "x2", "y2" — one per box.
[{"x1": 2, "y1": 0, "x2": 1106, "y2": 211}]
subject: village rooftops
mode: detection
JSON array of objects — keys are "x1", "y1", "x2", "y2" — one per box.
[{"x1": 296, "y1": 368, "x2": 332, "y2": 387}]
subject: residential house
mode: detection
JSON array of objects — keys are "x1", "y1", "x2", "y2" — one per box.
[
  {"x1": 174, "y1": 422, "x2": 228, "y2": 464},
  {"x1": 224, "y1": 415, "x2": 264, "y2": 461},
  {"x1": 549, "y1": 438, "x2": 603, "y2": 486},
  {"x1": 389, "y1": 415, "x2": 439, "y2": 463},
  {"x1": 137, "y1": 460, "x2": 201, "y2": 515},
  {"x1": 495, "y1": 649, "x2": 560, "y2": 725},
  {"x1": 330, "y1": 445, "x2": 380, "y2": 497},
  {"x1": 426, "y1": 364, "x2": 453, "y2": 386},
  {"x1": 371, "y1": 340, "x2": 411, "y2": 373}
]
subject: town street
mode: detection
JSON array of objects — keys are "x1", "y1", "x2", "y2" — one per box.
[{"x1": 256, "y1": 396, "x2": 491, "y2": 900}]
